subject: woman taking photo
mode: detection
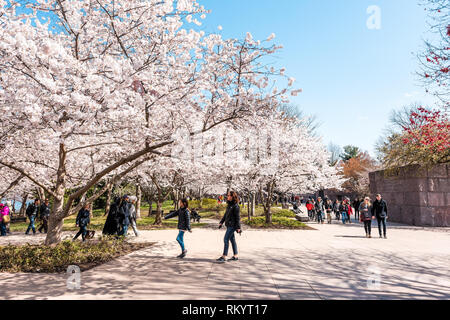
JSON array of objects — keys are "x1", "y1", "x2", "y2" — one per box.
[
  {"x1": 217, "y1": 191, "x2": 241, "y2": 263},
  {"x1": 164, "y1": 198, "x2": 191, "y2": 259}
]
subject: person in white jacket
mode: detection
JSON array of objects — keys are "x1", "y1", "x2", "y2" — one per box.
[{"x1": 129, "y1": 196, "x2": 140, "y2": 237}]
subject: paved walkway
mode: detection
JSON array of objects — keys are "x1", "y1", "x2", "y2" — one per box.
[{"x1": 1, "y1": 219, "x2": 449, "y2": 300}]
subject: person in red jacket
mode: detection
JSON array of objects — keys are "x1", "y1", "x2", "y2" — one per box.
[
  {"x1": 346, "y1": 198, "x2": 353, "y2": 224},
  {"x1": 306, "y1": 200, "x2": 314, "y2": 220}
]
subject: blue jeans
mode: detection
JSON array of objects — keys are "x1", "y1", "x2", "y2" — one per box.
[
  {"x1": 341, "y1": 212, "x2": 347, "y2": 224},
  {"x1": 317, "y1": 212, "x2": 324, "y2": 223},
  {"x1": 223, "y1": 227, "x2": 238, "y2": 256},
  {"x1": 0, "y1": 221, "x2": 6, "y2": 236},
  {"x1": 73, "y1": 225, "x2": 87, "y2": 241},
  {"x1": 26, "y1": 216, "x2": 36, "y2": 234},
  {"x1": 176, "y1": 230, "x2": 185, "y2": 252},
  {"x1": 119, "y1": 224, "x2": 129, "y2": 237}
]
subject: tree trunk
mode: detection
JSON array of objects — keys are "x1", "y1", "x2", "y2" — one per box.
[
  {"x1": 154, "y1": 199, "x2": 162, "y2": 225},
  {"x1": 37, "y1": 187, "x2": 45, "y2": 201},
  {"x1": 251, "y1": 191, "x2": 255, "y2": 217},
  {"x1": 247, "y1": 191, "x2": 251, "y2": 220},
  {"x1": 20, "y1": 194, "x2": 28, "y2": 216},
  {"x1": 147, "y1": 196, "x2": 153, "y2": 217},
  {"x1": 105, "y1": 186, "x2": 112, "y2": 215},
  {"x1": 136, "y1": 184, "x2": 142, "y2": 219},
  {"x1": 264, "y1": 182, "x2": 274, "y2": 224},
  {"x1": 45, "y1": 196, "x2": 65, "y2": 245}
]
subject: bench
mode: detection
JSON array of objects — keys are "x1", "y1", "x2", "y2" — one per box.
[
  {"x1": 150, "y1": 210, "x2": 164, "y2": 216},
  {"x1": 11, "y1": 216, "x2": 27, "y2": 223}
]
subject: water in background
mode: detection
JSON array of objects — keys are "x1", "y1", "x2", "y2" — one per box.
[{"x1": 0, "y1": 199, "x2": 32, "y2": 211}]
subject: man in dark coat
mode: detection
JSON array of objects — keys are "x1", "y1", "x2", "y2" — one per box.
[
  {"x1": 73, "y1": 203, "x2": 91, "y2": 241},
  {"x1": 372, "y1": 194, "x2": 388, "y2": 239},
  {"x1": 25, "y1": 199, "x2": 40, "y2": 235},
  {"x1": 38, "y1": 198, "x2": 51, "y2": 233}
]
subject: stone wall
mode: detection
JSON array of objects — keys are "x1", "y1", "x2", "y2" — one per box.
[{"x1": 369, "y1": 163, "x2": 450, "y2": 227}]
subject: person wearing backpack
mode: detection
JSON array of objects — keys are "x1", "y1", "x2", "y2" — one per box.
[
  {"x1": 73, "y1": 203, "x2": 91, "y2": 241},
  {"x1": 359, "y1": 197, "x2": 375, "y2": 238},
  {"x1": 372, "y1": 194, "x2": 388, "y2": 239},
  {"x1": 25, "y1": 199, "x2": 40, "y2": 235},
  {"x1": 164, "y1": 198, "x2": 192, "y2": 259},
  {"x1": 217, "y1": 191, "x2": 241, "y2": 263}
]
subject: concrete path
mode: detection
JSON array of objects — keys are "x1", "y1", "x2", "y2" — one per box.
[{"x1": 1, "y1": 219, "x2": 449, "y2": 300}]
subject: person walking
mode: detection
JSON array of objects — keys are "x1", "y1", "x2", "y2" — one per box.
[
  {"x1": 217, "y1": 191, "x2": 241, "y2": 263},
  {"x1": 306, "y1": 200, "x2": 314, "y2": 220},
  {"x1": 25, "y1": 199, "x2": 40, "y2": 235},
  {"x1": 164, "y1": 198, "x2": 191, "y2": 259},
  {"x1": 372, "y1": 194, "x2": 388, "y2": 239},
  {"x1": 38, "y1": 198, "x2": 51, "y2": 233},
  {"x1": 73, "y1": 203, "x2": 91, "y2": 241},
  {"x1": 4, "y1": 201, "x2": 12, "y2": 234},
  {"x1": 315, "y1": 197, "x2": 325, "y2": 224},
  {"x1": 339, "y1": 199, "x2": 350, "y2": 224},
  {"x1": 103, "y1": 196, "x2": 121, "y2": 236},
  {"x1": 0, "y1": 203, "x2": 10, "y2": 236},
  {"x1": 118, "y1": 195, "x2": 131, "y2": 237},
  {"x1": 353, "y1": 198, "x2": 361, "y2": 221},
  {"x1": 359, "y1": 197, "x2": 375, "y2": 238},
  {"x1": 128, "y1": 196, "x2": 140, "y2": 237},
  {"x1": 345, "y1": 198, "x2": 353, "y2": 223},
  {"x1": 325, "y1": 199, "x2": 333, "y2": 224},
  {"x1": 333, "y1": 199, "x2": 340, "y2": 220}
]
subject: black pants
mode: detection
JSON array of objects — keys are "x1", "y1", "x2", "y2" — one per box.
[
  {"x1": 73, "y1": 225, "x2": 87, "y2": 241},
  {"x1": 38, "y1": 218, "x2": 48, "y2": 233},
  {"x1": 364, "y1": 220, "x2": 372, "y2": 235},
  {"x1": 377, "y1": 217, "x2": 387, "y2": 236}
]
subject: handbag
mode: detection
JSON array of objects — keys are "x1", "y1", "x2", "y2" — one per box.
[
  {"x1": 2, "y1": 215, "x2": 10, "y2": 223},
  {"x1": 85, "y1": 230, "x2": 95, "y2": 240}
]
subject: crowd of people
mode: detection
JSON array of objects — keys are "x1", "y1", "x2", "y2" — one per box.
[
  {"x1": 1, "y1": 191, "x2": 388, "y2": 259},
  {"x1": 303, "y1": 194, "x2": 389, "y2": 238},
  {"x1": 101, "y1": 194, "x2": 140, "y2": 241}
]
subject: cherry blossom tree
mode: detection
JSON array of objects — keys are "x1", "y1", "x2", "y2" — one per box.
[{"x1": 0, "y1": 0, "x2": 298, "y2": 244}]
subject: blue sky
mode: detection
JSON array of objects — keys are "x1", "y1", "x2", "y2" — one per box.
[{"x1": 196, "y1": 0, "x2": 439, "y2": 156}]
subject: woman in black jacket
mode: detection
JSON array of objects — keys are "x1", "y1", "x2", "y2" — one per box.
[
  {"x1": 164, "y1": 198, "x2": 191, "y2": 259},
  {"x1": 73, "y1": 203, "x2": 91, "y2": 242},
  {"x1": 217, "y1": 191, "x2": 241, "y2": 263},
  {"x1": 103, "y1": 197, "x2": 121, "y2": 236}
]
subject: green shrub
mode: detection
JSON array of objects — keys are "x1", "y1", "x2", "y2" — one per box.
[
  {"x1": 272, "y1": 209, "x2": 296, "y2": 218},
  {"x1": 0, "y1": 238, "x2": 152, "y2": 273},
  {"x1": 243, "y1": 216, "x2": 308, "y2": 229},
  {"x1": 189, "y1": 200, "x2": 202, "y2": 208}
]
